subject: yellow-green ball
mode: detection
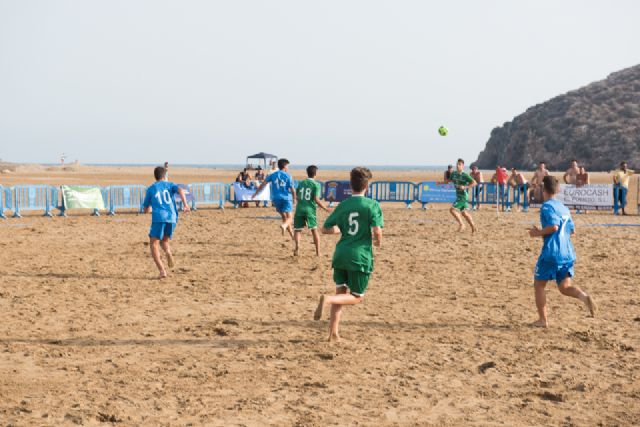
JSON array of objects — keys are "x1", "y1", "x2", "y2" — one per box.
[{"x1": 438, "y1": 126, "x2": 448, "y2": 136}]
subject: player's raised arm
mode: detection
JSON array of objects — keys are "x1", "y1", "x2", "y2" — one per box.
[
  {"x1": 252, "y1": 180, "x2": 269, "y2": 199},
  {"x1": 177, "y1": 187, "x2": 190, "y2": 212}
]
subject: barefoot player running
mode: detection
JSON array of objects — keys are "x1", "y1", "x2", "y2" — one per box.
[
  {"x1": 528, "y1": 176, "x2": 596, "y2": 327},
  {"x1": 314, "y1": 167, "x2": 383, "y2": 342}
]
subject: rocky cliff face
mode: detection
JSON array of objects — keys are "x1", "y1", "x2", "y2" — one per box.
[{"x1": 475, "y1": 65, "x2": 640, "y2": 171}]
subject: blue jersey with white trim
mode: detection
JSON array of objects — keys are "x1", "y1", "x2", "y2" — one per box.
[
  {"x1": 539, "y1": 199, "x2": 575, "y2": 264},
  {"x1": 143, "y1": 181, "x2": 179, "y2": 223}
]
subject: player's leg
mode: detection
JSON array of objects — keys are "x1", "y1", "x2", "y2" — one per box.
[
  {"x1": 556, "y1": 274, "x2": 596, "y2": 317},
  {"x1": 450, "y1": 206, "x2": 465, "y2": 231},
  {"x1": 460, "y1": 209, "x2": 476, "y2": 233},
  {"x1": 328, "y1": 286, "x2": 347, "y2": 341},
  {"x1": 533, "y1": 279, "x2": 548, "y2": 327},
  {"x1": 149, "y1": 224, "x2": 167, "y2": 278},
  {"x1": 284, "y1": 211, "x2": 294, "y2": 238},
  {"x1": 160, "y1": 237, "x2": 174, "y2": 269},
  {"x1": 293, "y1": 214, "x2": 305, "y2": 255},
  {"x1": 311, "y1": 228, "x2": 320, "y2": 256},
  {"x1": 308, "y1": 212, "x2": 320, "y2": 256}
]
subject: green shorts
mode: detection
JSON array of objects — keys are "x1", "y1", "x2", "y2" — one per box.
[
  {"x1": 333, "y1": 269, "x2": 370, "y2": 297},
  {"x1": 293, "y1": 211, "x2": 317, "y2": 230},
  {"x1": 452, "y1": 196, "x2": 469, "y2": 211}
]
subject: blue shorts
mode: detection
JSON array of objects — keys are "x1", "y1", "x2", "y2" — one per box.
[
  {"x1": 534, "y1": 260, "x2": 574, "y2": 285},
  {"x1": 149, "y1": 222, "x2": 176, "y2": 240},
  {"x1": 272, "y1": 199, "x2": 293, "y2": 214}
]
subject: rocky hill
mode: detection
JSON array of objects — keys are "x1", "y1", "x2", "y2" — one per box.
[{"x1": 475, "y1": 64, "x2": 640, "y2": 171}]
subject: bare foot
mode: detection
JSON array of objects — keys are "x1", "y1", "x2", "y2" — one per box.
[
  {"x1": 328, "y1": 333, "x2": 341, "y2": 342},
  {"x1": 166, "y1": 254, "x2": 175, "y2": 269},
  {"x1": 280, "y1": 224, "x2": 287, "y2": 236},
  {"x1": 293, "y1": 247, "x2": 299, "y2": 256},
  {"x1": 158, "y1": 271, "x2": 168, "y2": 280},
  {"x1": 585, "y1": 295, "x2": 597, "y2": 317},
  {"x1": 531, "y1": 319, "x2": 548, "y2": 328},
  {"x1": 457, "y1": 224, "x2": 466, "y2": 232},
  {"x1": 470, "y1": 224, "x2": 477, "y2": 233},
  {"x1": 314, "y1": 295, "x2": 325, "y2": 321}
]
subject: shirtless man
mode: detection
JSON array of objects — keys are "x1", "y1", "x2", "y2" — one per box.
[
  {"x1": 470, "y1": 165, "x2": 484, "y2": 210},
  {"x1": 508, "y1": 168, "x2": 529, "y2": 209},
  {"x1": 563, "y1": 160, "x2": 579, "y2": 185},
  {"x1": 576, "y1": 167, "x2": 590, "y2": 187},
  {"x1": 530, "y1": 161, "x2": 549, "y2": 203}
]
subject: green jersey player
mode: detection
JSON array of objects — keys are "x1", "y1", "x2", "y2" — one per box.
[
  {"x1": 314, "y1": 167, "x2": 384, "y2": 342},
  {"x1": 449, "y1": 158, "x2": 477, "y2": 233},
  {"x1": 293, "y1": 165, "x2": 332, "y2": 256}
]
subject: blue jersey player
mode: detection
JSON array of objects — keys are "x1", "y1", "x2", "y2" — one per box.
[
  {"x1": 143, "y1": 166, "x2": 190, "y2": 279},
  {"x1": 253, "y1": 158, "x2": 297, "y2": 238},
  {"x1": 527, "y1": 176, "x2": 596, "y2": 327}
]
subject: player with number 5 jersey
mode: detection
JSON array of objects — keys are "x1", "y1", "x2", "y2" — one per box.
[
  {"x1": 314, "y1": 167, "x2": 384, "y2": 342},
  {"x1": 143, "y1": 165, "x2": 190, "y2": 279}
]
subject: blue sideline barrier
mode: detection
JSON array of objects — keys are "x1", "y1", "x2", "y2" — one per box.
[
  {"x1": 58, "y1": 186, "x2": 108, "y2": 217},
  {"x1": 368, "y1": 181, "x2": 416, "y2": 208},
  {"x1": 471, "y1": 183, "x2": 512, "y2": 210},
  {"x1": 0, "y1": 186, "x2": 7, "y2": 219},
  {"x1": 108, "y1": 185, "x2": 146, "y2": 215},
  {"x1": 511, "y1": 183, "x2": 529, "y2": 212},
  {"x1": 10, "y1": 185, "x2": 58, "y2": 218},
  {"x1": 0, "y1": 185, "x2": 11, "y2": 219},
  {"x1": 416, "y1": 182, "x2": 456, "y2": 209},
  {"x1": 189, "y1": 183, "x2": 228, "y2": 210}
]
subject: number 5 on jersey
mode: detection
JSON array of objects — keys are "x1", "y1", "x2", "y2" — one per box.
[{"x1": 348, "y1": 212, "x2": 359, "y2": 235}]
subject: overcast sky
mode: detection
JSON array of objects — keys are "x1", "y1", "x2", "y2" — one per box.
[{"x1": 1, "y1": 1, "x2": 639, "y2": 166}]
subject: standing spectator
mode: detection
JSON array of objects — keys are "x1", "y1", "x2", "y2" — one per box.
[
  {"x1": 613, "y1": 161, "x2": 635, "y2": 215},
  {"x1": 469, "y1": 165, "x2": 484, "y2": 210},
  {"x1": 576, "y1": 167, "x2": 590, "y2": 187},
  {"x1": 491, "y1": 165, "x2": 509, "y2": 211},
  {"x1": 444, "y1": 165, "x2": 453, "y2": 182},
  {"x1": 164, "y1": 161, "x2": 169, "y2": 180},
  {"x1": 530, "y1": 161, "x2": 549, "y2": 203},
  {"x1": 508, "y1": 168, "x2": 529, "y2": 209},
  {"x1": 254, "y1": 167, "x2": 265, "y2": 207},
  {"x1": 563, "y1": 160, "x2": 579, "y2": 185},
  {"x1": 267, "y1": 160, "x2": 278, "y2": 176}
]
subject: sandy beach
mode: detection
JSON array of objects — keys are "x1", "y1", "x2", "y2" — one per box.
[{"x1": 1, "y1": 165, "x2": 639, "y2": 426}]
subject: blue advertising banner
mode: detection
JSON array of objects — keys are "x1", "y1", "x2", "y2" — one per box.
[
  {"x1": 324, "y1": 180, "x2": 352, "y2": 203},
  {"x1": 417, "y1": 182, "x2": 456, "y2": 203},
  {"x1": 174, "y1": 184, "x2": 195, "y2": 204}
]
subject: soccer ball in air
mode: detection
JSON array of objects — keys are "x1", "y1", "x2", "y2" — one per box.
[{"x1": 438, "y1": 126, "x2": 448, "y2": 136}]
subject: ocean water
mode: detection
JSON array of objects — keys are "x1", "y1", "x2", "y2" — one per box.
[{"x1": 85, "y1": 163, "x2": 448, "y2": 171}]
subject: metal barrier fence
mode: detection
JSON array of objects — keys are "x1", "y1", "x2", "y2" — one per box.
[
  {"x1": 108, "y1": 185, "x2": 146, "y2": 215},
  {"x1": 368, "y1": 181, "x2": 416, "y2": 208},
  {"x1": 471, "y1": 183, "x2": 513, "y2": 211},
  {"x1": 189, "y1": 183, "x2": 228, "y2": 210},
  {"x1": 9, "y1": 185, "x2": 58, "y2": 218},
  {"x1": 58, "y1": 185, "x2": 109, "y2": 217},
  {"x1": 0, "y1": 186, "x2": 7, "y2": 219}
]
